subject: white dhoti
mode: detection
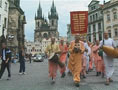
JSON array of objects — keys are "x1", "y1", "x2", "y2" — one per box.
[
  {"x1": 103, "y1": 55, "x2": 114, "y2": 79},
  {"x1": 100, "y1": 38, "x2": 116, "y2": 79},
  {"x1": 86, "y1": 56, "x2": 90, "y2": 71}
]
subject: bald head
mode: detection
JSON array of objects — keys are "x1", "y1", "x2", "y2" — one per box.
[
  {"x1": 104, "y1": 31, "x2": 109, "y2": 39},
  {"x1": 75, "y1": 34, "x2": 80, "y2": 42}
]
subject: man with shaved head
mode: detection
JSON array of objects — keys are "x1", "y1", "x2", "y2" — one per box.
[
  {"x1": 100, "y1": 31, "x2": 116, "y2": 85},
  {"x1": 59, "y1": 38, "x2": 68, "y2": 78},
  {"x1": 45, "y1": 37, "x2": 60, "y2": 84},
  {"x1": 68, "y1": 34, "x2": 85, "y2": 87}
]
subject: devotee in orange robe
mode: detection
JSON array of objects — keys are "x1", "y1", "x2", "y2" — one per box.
[
  {"x1": 59, "y1": 39, "x2": 68, "y2": 78},
  {"x1": 45, "y1": 37, "x2": 60, "y2": 84},
  {"x1": 93, "y1": 40, "x2": 102, "y2": 76},
  {"x1": 68, "y1": 35, "x2": 85, "y2": 87}
]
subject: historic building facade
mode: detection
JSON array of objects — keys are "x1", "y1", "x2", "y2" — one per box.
[
  {"x1": 0, "y1": 0, "x2": 9, "y2": 47},
  {"x1": 7, "y1": 0, "x2": 26, "y2": 55},
  {"x1": 25, "y1": 41, "x2": 42, "y2": 56},
  {"x1": 103, "y1": 0, "x2": 118, "y2": 45},
  {"x1": 34, "y1": 1, "x2": 59, "y2": 42},
  {"x1": 88, "y1": 0, "x2": 104, "y2": 42}
]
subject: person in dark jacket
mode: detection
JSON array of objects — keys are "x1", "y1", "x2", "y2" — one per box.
[
  {"x1": 0, "y1": 42, "x2": 11, "y2": 80},
  {"x1": 19, "y1": 47, "x2": 26, "y2": 75}
]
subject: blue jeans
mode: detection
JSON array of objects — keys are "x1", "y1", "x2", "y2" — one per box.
[{"x1": 19, "y1": 60, "x2": 25, "y2": 73}]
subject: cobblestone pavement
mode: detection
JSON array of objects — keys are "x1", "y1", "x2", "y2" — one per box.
[{"x1": 0, "y1": 59, "x2": 118, "y2": 90}]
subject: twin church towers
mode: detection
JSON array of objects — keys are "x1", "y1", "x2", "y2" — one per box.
[{"x1": 34, "y1": 1, "x2": 59, "y2": 42}]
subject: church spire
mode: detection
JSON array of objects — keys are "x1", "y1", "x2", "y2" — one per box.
[
  {"x1": 48, "y1": 0, "x2": 58, "y2": 19},
  {"x1": 103, "y1": 0, "x2": 106, "y2": 4},
  {"x1": 37, "y1": 1, "x2": 42, "y2": 19},
  {"x1": 14, "y1": 0, "x2": 20, "y2": 7}
]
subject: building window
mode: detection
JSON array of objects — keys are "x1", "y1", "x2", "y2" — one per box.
[
  {"x1": 93, "y1": 15, "x2": 95, "y2": 21},
  {"x1": 98, "y1": 23, "x2": 101, "y2": 30},
  {"x1": 96, "y1": 13, "x2": 98, "y2": 20},
  {"x1": 107, "y1": 14, "x2": 111, "y2": 21},
  {"x1": 38, "y1": 22, "x2": 40, "y2": 27},
  {"x1": 113, "y1": 12, "x2": 117, "y2": 20},
  {"x1": 108, "y1": 30, "x2": 111, "y2": 38},
  {"x1": 90, "y1": 16, "x2": 92, "y2": 22},
  {"x1": 88, "y1": 25, "x2": 91, "y2": 33},
  {"x1": 93, "y1": 24, "x2": 96, "y2": 32},
  {"x1": 99, "y1": 33, "x2": 102, "y2": 41},
  {"x1": 52, "y1": 20, "x2": 54, "y2": 26},
  {"x1": 5, "y1": 2, "x2": 7, "y2": 11},
  {"x1": 0, "y1": 0, "x2": 2, "y2": 7},
  {"x1": 0, "y1": 14, "x2": 1, "y2": 26},
  {"x1": 4, "y1": 18, "x2": 7, "y2": 28},
  {"x1": 114, "y1": 28, "x2": 118, "y2": 37}
]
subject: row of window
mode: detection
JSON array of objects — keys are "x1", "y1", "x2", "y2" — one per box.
[
  {"x1": 108, "y1": 29, "x2": 118, "y2": 38},
  {"x1": 88, "y1": 28, "x2": 118, "y2": 42},
  {"x1": 88, "y1": 33, "x2": 102, "y2": 42},
  {"x1": 88, "y1": 22, "x2": 102, "y2": 32},
  {"x1": 26, "y1": 49, "x2": 41, "y2": 52},
  {"x1": 107, "y1": 12, "x2": 118, "y2": 22},
  {"x1": 89, "y1": 13, "x2": 98, "y2": 22},
  {"x1": 0, "y1": 0, "x2": 8, "y2": 11}
]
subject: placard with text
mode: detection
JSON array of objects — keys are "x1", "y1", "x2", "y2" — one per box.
[{"x1": 70, "y1": 11, "x2": 88, "y2": 34}]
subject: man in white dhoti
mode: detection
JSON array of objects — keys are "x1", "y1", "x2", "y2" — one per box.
[
  {"x1": 100, "y1": 32, "x2": 116, "y2": 85},
  {"x1": 85, "y1": 44, "x2": 91, "y2": 73},
  {"x1": 81, "y1": 37, "x2": 91, "y2": 75}
]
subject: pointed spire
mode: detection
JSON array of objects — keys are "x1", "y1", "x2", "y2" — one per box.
[
  {"x1": 104, "y1": 0, "x2": 106, "y2": 4},
  {"x1": 37, "y1": 1, "x2": 42, "y2": 19},
  {"x1": 15, "y1": 0, "x2": 20, "y2": 7},
  {"x1": 48, "y1": 0, "x2": 58, "y2": 19},
  {"x1": 38, "y1": 1, "x2": 41, "y2": 10}
]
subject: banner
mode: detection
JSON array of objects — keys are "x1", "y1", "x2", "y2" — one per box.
[{"x1": 70, "y1": 11, "x2": 88, "y2": 34}]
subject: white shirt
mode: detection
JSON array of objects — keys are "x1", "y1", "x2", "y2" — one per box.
[
  {"x1": 100, "y1": 38, "x2": 116, "y2": 56},
  {"x1": 100, "y1": 38, "x2": 116, "y2": 47},
  {"x1": 3, "y1": 49, "x2": 6, "y2": 61}
]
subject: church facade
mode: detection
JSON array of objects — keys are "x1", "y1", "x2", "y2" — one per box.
[{"x1": 34, "y1": 1, "x2": 59, "y2": 42}]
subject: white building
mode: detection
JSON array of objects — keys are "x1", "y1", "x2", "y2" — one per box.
[
  {"x1": 103, "y1": 0, "x2": 118, "y2": 46},
  {"x1": 25, "y1": 41, "x2": 42, "y2": 56},
  {"x1": 88, "y1": 0, "x2": 104, "y2": 43},
  {"x1": 26, "y1": 37, "x2": 67, "y2": 55},
  {"x1": 0, "y1": 0, "x2": 9, "y2": 38}
]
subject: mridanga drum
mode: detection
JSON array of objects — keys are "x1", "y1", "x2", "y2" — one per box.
[
  {"x1": 48, "y1": 53, "x2": 65, "y2": 68},
  {"x1": 102, "y1": 45, "x2": 118, "y2": 58}
]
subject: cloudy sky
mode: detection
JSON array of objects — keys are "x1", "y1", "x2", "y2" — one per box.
[{"x1": 20, "y1": 0, "x2": 109, "y2": 41}]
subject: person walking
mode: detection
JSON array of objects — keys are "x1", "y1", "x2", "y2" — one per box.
[
  {"x1": 45, "y1": 37, "x2": 60, "y2": 84},
  {"x1": 68, "y1": 34, "x2": 85, "y2": 87},
  {"x1": 19, "y1": 47, "x2": 26, "y2": 75},
  {"x1": 0, "y1": 42, "x2": 11, "y2": 80},
  {"x1": 59, "y1": 38, "x2": 68, "y2": 78},
  {"x1": 100, "y1": 31, "x2": 116, "y2": 85}
]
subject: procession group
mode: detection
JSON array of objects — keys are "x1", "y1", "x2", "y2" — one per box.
[{"x1": 45, "y1": 31, "x2": 116, "y2": 87}]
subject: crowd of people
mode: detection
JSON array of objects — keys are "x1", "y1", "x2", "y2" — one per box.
[
  {"x1": 0, "y1": 31, "x2": 116, "y2": 87},
  {"x1": 45, "y1": 31, "x2": 116, "y2": 87}
]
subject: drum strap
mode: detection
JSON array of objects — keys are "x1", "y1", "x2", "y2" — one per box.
[{"x1": 103, "y1": 39, "x2": 104, "y2": 45}]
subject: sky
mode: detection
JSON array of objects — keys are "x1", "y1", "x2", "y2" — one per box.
[{"x1": 20, "y1": 0, "x2": 109, "y2": 41}]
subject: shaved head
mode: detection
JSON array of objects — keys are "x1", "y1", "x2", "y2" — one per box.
[{"x1": 104, "y1": 31, "x2": 109, "y2": 39}]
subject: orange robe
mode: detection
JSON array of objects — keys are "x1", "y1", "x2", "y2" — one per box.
[
  {"x1": 59, "y1": 44, "x2": 68, "y2": 75},
  {"x1": 45, "y1": 43, "x2": 60, "y2": 79},
  {"x1": 68, "y1": 41, "x2": 85, "y2": 83},
  {"x1": 92, "y1": 45, "x2": 102, "y2": 72},
  {"x1": 89, "y1": 45, "x2": 94, "y2": 70}
]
